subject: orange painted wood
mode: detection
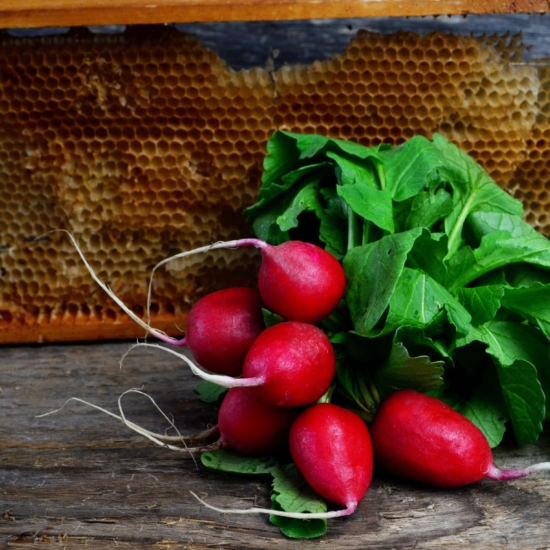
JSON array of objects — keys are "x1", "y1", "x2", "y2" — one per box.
[
  {"x1": 0, "y1": 0, "x2": 548, "y2": 29},
  {"x1": 0, "y1": 313, "x2": 189, "y2": 345}
]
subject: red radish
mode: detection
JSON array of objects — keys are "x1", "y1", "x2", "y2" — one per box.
[
  {"x1": 289, "y1": 403, "x2": 374, "y2": 514},
  {"x1": 242, "y1": 321, "x2": 336, "y2": 407},
  {"x1": 257, "y1": 240, "x2": 346, "y2": 323},
  {"x1": 192, "y1": 403, "x2": 373, "y2": 521},
  {"x1": 371, "y1": 390, "x2": 550, "y2": 488},
  {"x1": 181, "y1": 287, "x2": 265, "y2": 376},
  {"x1": 146, "y1": 238, "x2": 346, "y2": 325},
  {"x1": 147, "y1": 387, "x2": 302, "y2": 456},
  {"x1": 216, "y1": 387, "x2": 301, "y2": 456},
  {"x1": 136, "y1": 321, "x2": 337, "y2": 409}
]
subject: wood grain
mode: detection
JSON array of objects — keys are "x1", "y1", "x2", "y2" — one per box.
[
  {"x1": 0, "y1": 0, "x2": 549, "y2": 29},
  {"x1": 2, "y1": 341, "x2": 550, "y2": 548}
]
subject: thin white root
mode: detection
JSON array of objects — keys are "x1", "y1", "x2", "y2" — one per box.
[
  {"x1": 188, "y1": 425, "x2": 220, "y2": 441},
  {"x1": 129, "y1": 342, "x2": 262, "y2": 388},
  {"x1": 191, "y1": 492, "x2": 357, "y2": 519},
  {"x1": 145, "y1": 237, "x2": 267, "y2": 325},
  {"x1": 527, "y1": 462, "x2": 550, "y2": 474},
  {"x1": 58, "y1": 229, "x2": 178, "y2": 345},
  {"x1": 37, "y1": 389, "x2": 206, "y2": 455}
]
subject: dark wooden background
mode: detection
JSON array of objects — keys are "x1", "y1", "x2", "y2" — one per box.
[{"x1": 3, "y1": 14, "x2": 550, "y2": 548}]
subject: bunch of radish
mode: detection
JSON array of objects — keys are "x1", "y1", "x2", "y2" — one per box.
[
  {"x1": 66, "y1": 231, "x2": 550, "y2": 527},
  {"x1": 68, "y1": 232, "x2": 374, "y2": 520}
]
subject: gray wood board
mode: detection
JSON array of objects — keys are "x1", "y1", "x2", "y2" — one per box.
[
  {"x1": 1, "y1": 341, "x2": 550, "y2": 548},
  {"x1": 175, "y1": 14, "x2": 550, "y2": 69},
  {"x1": 4, "y1": 14, "x2": 550, "y2": 69}
]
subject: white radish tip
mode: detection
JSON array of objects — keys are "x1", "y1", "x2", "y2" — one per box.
[
  {"x1": 486, "y1": 461, "x2": 550, "y2": 481},
  {"x1": 190, "y1": 491, "x2": 357, "y2": 519}
]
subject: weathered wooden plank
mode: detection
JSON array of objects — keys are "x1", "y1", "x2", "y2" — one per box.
[
  {"x1": 2, "y1": 341, "x2": 550, "y2": 547},
  {"x1": 175, "y1": 14, "x2": 550, "y2": 71},
  {"x1": 0, "y1": 0, "x2": 548, "y2": 30}
]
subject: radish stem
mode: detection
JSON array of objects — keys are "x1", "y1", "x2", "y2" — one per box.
[
  {"x1": 129, "y1": 342, "x2": 263, "y2": 388},
  {"x1": 145, "y1": 238, "x2": 267, "y2": 325}
]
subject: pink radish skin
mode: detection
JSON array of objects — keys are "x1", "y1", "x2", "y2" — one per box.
[
  {"x1": 193, "y1": 403, "x2": 373, "y2": 521},
  {"x1": 257, "y1": 240, "x2": 346, "y2": 324},
  {"x1": 147, "y1": 238, "x2": 346, "y2": 326},
  {"x1": 181, "y1": 287, "x2": 265, "y2": 376},
  {"x1": 216, "y1": 387, "x2": 301, "y2": 456},
  {"x1": 290, "y1": 404, "x2": 374, "y2": 514},
  {"x1": 371, "y1": 390, "x2": 550, "y2": 488},
  {"x1": 242, "y1": 321, "x2": 336, "y2": 407}
]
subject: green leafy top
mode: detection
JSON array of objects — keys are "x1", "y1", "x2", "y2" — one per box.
[
  {"x1": 245, "y1": 130, "x2": 550, "y2": 451},
  {"x1": 200, "y1": 131, "x2": 550, "y2": 540}
]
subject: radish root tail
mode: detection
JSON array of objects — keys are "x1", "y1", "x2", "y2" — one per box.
[
  {"x1": 57, "y1": 229, "x2": 178, "y2": 344},
  {"x1": 190, "y1": 491, "x2": 357, "y2": 519},
  {"x1": 37, "y1": 389, "x2": 217, "y2": 457},
  {"x1": 486, "y1": 462, "x2": 550, "y2": 481}
]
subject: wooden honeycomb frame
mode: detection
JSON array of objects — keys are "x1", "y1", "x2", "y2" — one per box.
[
  {"x1": 1, "y1": 24, "x2": 550, "y2": 343},
  {"x1": 1, "y1": 1, "x2": 549, "y2": 29}
]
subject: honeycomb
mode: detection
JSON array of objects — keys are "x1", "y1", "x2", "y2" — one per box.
[
  {"x1": 0, "y1": 26, "x2": 545, "y2": 344},
  {"x1": 509, "y1": 63, "x2": 550, "y2": 232}
]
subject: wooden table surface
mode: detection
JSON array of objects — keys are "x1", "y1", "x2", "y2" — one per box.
[{"x1": 2, "y1": 340, "x2": 550, "y2": 548}]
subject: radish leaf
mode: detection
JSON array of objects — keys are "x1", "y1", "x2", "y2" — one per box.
[
  {"x1": 381, "y1": 267, "x2": 468, "y2": 336},
  {"x1": 337, "y1": 183, "x2": 395, "y2": 233},
  {"x1": 194, "y1": 381, "x2": 228, "y2": 404},
  {"x1": 496, "y1": 359, "x2": 545, "y2": 446},
  {"x1": 262, "y1": 308, "x2": 285, "y2": 328},
  {"x1": 270, "y1": 464, "x2": 328, "y2": 539},
  {"x1": 201, "y1": 449, "x2": 278, "y2": 474},
  {"x1": 432, "y1": 133, "x2": 523, "y2": 257},
  {"x1": 405, "y1": 187, "x2": 453, "y2": 231},
  {"x1": 380, "y1": 134, "x2": 445, "y2": 201},
  {"x1": 457, "y1": 366, "x2": 509, "y2": 448},
  {"x1": 455, "y1": 285, "x2": 505, "y2": 326},
  {"x1": 343, "y1": 229, "x2": 422, "y2": 334},
  {"x1": 374, "y1": 340, "x2": 445, "y2": 398}
]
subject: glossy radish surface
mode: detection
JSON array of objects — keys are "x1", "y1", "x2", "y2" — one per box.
[
  {"x1": 243, "y1": 321, "x2": 336, "y2": 407},
  {"x1": 258, "y1": 240, "x2": 346, "y2": 324},
  {"x1": 290, "y1": 403, "x2": 373, "y2": 512},
  {"x1": 184, "y1": 287, "x2": 265, "y2": 376},
  {"x1": 217, "y1": 387, "x2": 301, "y2": 456},
  {"x1": 371, "y1": 390, "x2": 550, "y2": 488}
]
